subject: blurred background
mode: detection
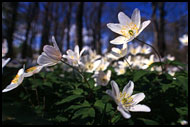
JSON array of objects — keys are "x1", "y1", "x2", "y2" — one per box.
[{"x1": 2, "y1": 2, "x2": 188, "y2": 67}]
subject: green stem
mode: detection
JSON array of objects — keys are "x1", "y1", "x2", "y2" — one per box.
[
  {"x1": 60, "y1": 58, "x2": 91, "y2": 88},
  {"x1": 21, "y1": 84, "x2": 34, "y2": 107},
  {"x1": 110, "y1": 109, "x2": 118, "y2": 125},
  {"x1": 135, "y1": 38, "x2": 164, "y2": 73}
]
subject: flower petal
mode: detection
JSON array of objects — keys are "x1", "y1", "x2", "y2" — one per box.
[
  {"x1": 131, "y1": 8, "x2": 141, "y2": 29},
  {"x1": 131, "y1": 93, "x2": 145, "y2": 105},
  {"x1": 106, "y1": 89, "x2": 114, "y2": 99},
  {"x1": 117, "y1": 106, "x2": 131, "y2": 119},
  {"x1": 110, "y1": 36, "x2": 127, "y2": 45},
  {"x1": 74, "y1": 45, "x2": 79, "y2": 56},
  {"x1": 2, "y1": 83, "x2": 19, "y2": 92},
  {"x1": 136, "y1": 20, "x2": 151, "y2": 36},
  {"x1": 37, "y1": 52, "x2": 57, "y2": 66},
  {"x1": 52, "y1": 36, "x2": 61, "y2": 53},
  {"x1": 129, "y1": 104, "x2": 151, "y2": 112},
  {"x1": 111, "y1": 80, "x2": 120, "y2": 97},
  {"x1": 43, "y1": 45, "x2": 61, "y2": 61},
  {"x1": 122, "y1": 80, "x2": 134, "y2": 96},
  {"x1": 107, "y1": 23, "x2": 123, "y2": 35},
  {"x1": 118, "y1": 12, "x2": 132, "y2": 26}
]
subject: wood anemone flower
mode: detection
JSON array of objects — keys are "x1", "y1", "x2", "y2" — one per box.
[
  {"x1": 107, "y1": 8, "x2": 151, "y2": 45},
  {"x1": 106, "y1": 80, "x2": 151, "y2": 119},
  {"x1": 37, "y1": 36, "x2": 62, "y2": 67}
]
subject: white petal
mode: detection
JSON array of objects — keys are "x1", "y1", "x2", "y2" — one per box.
[
  {"x1": 37, "y1": 53, "x2": 57, "y2": 66},
  {"x1": 52, "y1": 36, "x2": 61, "y2": 52},
  {"x1": 136, "y1": 20, "x2": 151, "y2": 36},
  {"x1": 2, "y1": 83, "x2": 19, "y2": 92},
  {"x1": 79, "y1": 47, "x2": 88, "y2": 57},
  {"x1": 118, "y1": 12, "x2": 132, "y2": 26},
  {"x1": 110, "y1": 80, "x2": 120, "y2": 97},
  {"x1": 117, "y1": 106, "x2": 131, "y2": 119},
  {"x1": 2, "y1": 58, "x2": 11, "y2": 68},
  {"x1": 131, "y1": 8, "x2": 141, "y2": 29},
  {"x1": 131, "y1": 93, "x2": 145, "y2": 105},
  {"x1": 129, "y1": 104, "x2": 151, "y2": 112},
  {"x1": 106, "y1": 89, "x2": 114, "y2": 99},
  {"x1": 107, "y1": 23, "x2": 123, "y2": 35},
  {"x1": 110, "y1": 36, "x2": 127, "y2": 45},
  {"x1": 74, "y1": 45, "x2": 79, "y2": 56},
  {"x1": 24, "y1": 66, "x2": 44, "y2": 78},
  {"x1": 122, "y1": 80, "x2": 134, "y2": 96},
  {"x1": 43, "y1": 45, "x2": 61, "y2": 61}
]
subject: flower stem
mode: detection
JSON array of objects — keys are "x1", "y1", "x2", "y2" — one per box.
[
  {"x1": 110, "y1": 109, "x2": 118, "y2": 125},
  {"x1": 60, "y1": 58, "x2": 91, "y2": 88},
  {"x1": 135, "y1": 38, "x2": 164, "y2": 72}
]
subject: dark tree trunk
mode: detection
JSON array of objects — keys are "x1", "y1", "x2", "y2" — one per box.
[
  {"x1": 158, "y1": 2, "x2": 166, "y2": 57},
  {"x1": 7, "y1": 2, "x2": 18, "y2": 58},
  {"x1": 75, "y1": 2, "x2": 84, "y2": 50},
  {"x1": 22, "y1": 3, "x2": 37, "y2": 59},
  {"x1": 40, "y1": 2, "x2": 52, "y2": 53},
  {"x1": 66, "y1": 2, "x2": 72, "y2": 50},
  {"x1": 96, "y1": 2, "x2": 103, "y2": 54}
]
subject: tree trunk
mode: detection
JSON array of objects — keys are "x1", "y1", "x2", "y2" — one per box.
[
  {"x1": 40, "y1": 2, "x2": 52, "y2": 53},
  {"x1": 96, "y1": 2, "x2": 103, "y2": 55},
  {"x1": 158, "y1": 2, "x2": 166, "y2": 57},
  {"x1": 66, "y1": 2, "x2": 72, "y2": 50},
  {"x1": 75, "y1": 2, "x2": 84, "y2": 50},
  {"x1": 7, "y1": 2, "x2": 18, "y2": 58}
]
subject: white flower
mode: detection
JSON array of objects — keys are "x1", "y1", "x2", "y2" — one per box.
[
  {"x1": 92, "y1": 70, "x2": 111, "y2": 87},
  {"x1": 111, "y1": 43, "x2": 128, "y2": 59},
  {"x1": 180, "y1": 120, "x2": 188, "y2": 125},
  {"x1": 37, "y1": 36, "x2": 62, "y2": 67},
  {"x1": 129, "y1": 45, "x2": 141, "y2": 55},
  {"x1": 88, "y1": 48, "x2": 101, "y2": 61},
  {"x1": 118, "y1": 56, "x2": 132, "y2": 68},
  {"x1": 165, "y1": 54, "x2": 175, "y2": 61},
  {"x1": 80, "y1": 55, "x2": 101, "y2": 73},
  {"x1": 107, "y1": 8, "x2": 151, "y2": 45},
  {"x1": 95, "y1": 57, "x2": 110, "y2": 72},
  {"x1": 2, "y1": 65, "x2": 25, "y2": 92},
  {"x1": 141, "y1": 55, "x2": 155, "y2": 70},
  {"x1": 106, "y1": 80, "x2": 151, "y2": 119},
  {"x1": 179, "y1": 34, "x2": 188, "y2": 46},
  {"x1": 141, "y1": 45, "x2": 151, "y2": 54},
  {"x1": 63, "y1": 45, "x2": 87, "y2": 67},
  {"x1": 114, "y1": 67, "x2": 126, "y2": 75},
  {"x1": 24, "y1": 65, "x2": 44, "y2": 77}
]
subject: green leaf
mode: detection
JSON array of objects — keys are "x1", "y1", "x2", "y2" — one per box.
[
  {"x1": 55, "y1": 95, "x2": 84, "y2": 105},
  {"x1": 72, "y1": 107, "x2": 95, "y2": 120},
  {"x1": 160, "y1": 83, "x2": 175, "y2": 92},
  {"x1": 138, "y1": 118, "x2": 159, "y2": 125},
  {"x1": 72, "y1": 88, "x2": 83, "y2": 95},
  {"x1": 175, "y1": 107, "x2": 188, "y2": 116},
  {"x1": 133, "y1": 70, "x2": 148, "y2": 82},
  {"x1": 64, "y1": 100, "x2": 90, "y2": 112},
  {"x1": 94, "y1": 100, "x2": 105, "y2": 113}
]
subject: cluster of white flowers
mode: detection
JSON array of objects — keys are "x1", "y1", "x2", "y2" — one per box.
[{"x1": 7, "y1": 8, "x2": 187, "y2": 119}]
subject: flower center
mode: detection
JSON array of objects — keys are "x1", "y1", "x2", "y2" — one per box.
[
  {"x1": 120, "y1": 22, "x2": 138, "y2": 39},
  {"x1": 12, "y1": 74, "x2": 20, "y2": 84},
  {"x1": 117, "y1": 92, "x2": 134, "y2": 108},
  {"x1": 26, "y1": 66, "x2": 37, "y2": 73}
]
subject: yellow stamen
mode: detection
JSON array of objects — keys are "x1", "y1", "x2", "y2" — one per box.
[
  {"x1": 26, "y1": 66, "x2": 37, "y2": 73},
  {"x1": 11, "y1": 74, "x2": 20, "y2": 84}
]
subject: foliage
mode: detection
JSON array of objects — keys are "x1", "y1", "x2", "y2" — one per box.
[{"x1": 2, "y1": 60, "x2": 188, "y2": 125}]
